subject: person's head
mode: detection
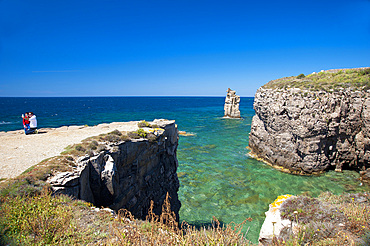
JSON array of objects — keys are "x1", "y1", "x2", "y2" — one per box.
[
  {"x1": 25, "y1": 112, "x2": 28, "y2": 116},
  {"x1": 29, "y1": 112, "x2": 33, "y2": 116}
]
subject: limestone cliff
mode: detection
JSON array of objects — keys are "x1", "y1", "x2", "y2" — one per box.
[
  {"x1": 48, "y1": 119, "x2": 181, "y2": 220},
  {"x1": 249, "y1": 68, "x2": 370, "y2": 182},
  {"x1": 224, "y1": 88, "x2": 241, "y2": 118}
]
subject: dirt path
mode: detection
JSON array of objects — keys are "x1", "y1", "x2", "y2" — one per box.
[{"x1": 0, "y1": 122, "x2": 139, "y2": 180}]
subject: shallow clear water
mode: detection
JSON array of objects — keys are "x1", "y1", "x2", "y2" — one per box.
[{"x1": 1, "y1": 97, "x2": 368, "y2": 243}]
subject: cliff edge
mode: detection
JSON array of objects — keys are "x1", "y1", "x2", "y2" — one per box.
[
  {"x1": 249, "y1": 68, "x2": 370, "y2": 182},
  {"x1": 48, "y1": 119, "x2": 181, "y2": 221}
]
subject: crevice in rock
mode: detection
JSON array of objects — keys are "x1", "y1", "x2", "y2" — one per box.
[{"x1": 48, "y1": 120, "x2": 181, "y2": 221}]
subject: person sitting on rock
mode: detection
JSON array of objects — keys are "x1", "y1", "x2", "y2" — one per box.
[{"x1": 26, "y1": 112, "x2": 38, "y2": 135}]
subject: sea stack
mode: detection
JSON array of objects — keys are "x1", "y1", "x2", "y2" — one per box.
[
  {"x1": 224, "y1": 88, "x2": 241, "y2": 118},
  {"x1": 248, "y1": 68, "x2": 370, "y2": 182}
]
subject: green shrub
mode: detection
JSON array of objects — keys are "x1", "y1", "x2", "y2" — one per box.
[
  {"x1": 136, "y1": 128, "x2": 147, "y2": 138},
  {"x1": 138, "y1": 120, "x2": 150, "y2": 128},
  {"x1": 75, "y1": 144, "x2": 86, "y2": 152},
  {"x1": 150, "y1": 124, "x2": 159, "y2": 128},
  {"x1": 88, "y1": 141, "x2": 98, "y2": 150},
  {"x1": 127, "y1": 131, "x2": 140, "y2": 139},
  {"x1": 120, "y1": 134, "x2": 131, "y2": 141},
  {"x1": 128, "y1": 129, "x2": 147, "y2": 138},
  {"x1": 297, "y1": 73, "x2": 305, "y2": 79},
  {"x1": 359, "y1": 68, "x2": 370, "y2": 76},
  {"x1": 109, "y1": 129, "x2": 122, "y2": 136},
  {"x1": 104, "y1": 134, "x2": 121, "y2": 142}
]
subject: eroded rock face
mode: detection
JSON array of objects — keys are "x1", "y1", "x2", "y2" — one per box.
[
  {"x1": 224, "y1": 88, "x2": 241, "y2": 118},
  {"x1": 249, "y1": 87, "x2": 370, "y2": 181},
  {"x1": 48, "y1": 119, "x2": 181, "y2": 220}
]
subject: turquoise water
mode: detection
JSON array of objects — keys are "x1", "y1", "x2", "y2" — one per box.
[
  {"x1": 173, "y1": 99, "x2": 368, "y2": 243},
  {"x1": 1, "y1": 97, "x2": 368, "y2": 243}
]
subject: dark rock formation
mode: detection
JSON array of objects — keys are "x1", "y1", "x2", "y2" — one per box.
[
  {"x1": 48, "y1": 119, "x2": 181, "y2": 220},
  {"x1": 249, "y1": 87, "x2": 370, "y2": 182},
  {"x1": 224, "y1": 88, "x2": 241, "y2": 118}
]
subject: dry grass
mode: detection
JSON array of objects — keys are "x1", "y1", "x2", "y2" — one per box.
[
  {"x1": 263, "y1": 67, "x2": 370, "y2": 92},
  {"x1": 112, "y1": 193, "x2": 253, "y2": 245},
  {"x1": 272, "y1": 192, "x2": 370, "y2": 246},
  {"x1": 0, "y1": 188, "x2": 74, "y2": 245},
  {"x1": 0, "y1": 190, "x2": 253, "y2": 245}
]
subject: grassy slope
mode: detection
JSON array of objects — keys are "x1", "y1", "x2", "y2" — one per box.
[{"x1": 263, "y1": 67, "x2": 370, "y2": 91}]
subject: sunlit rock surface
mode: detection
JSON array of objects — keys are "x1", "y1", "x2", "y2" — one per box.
[{"x1": 224, "y1": 88, "x2": 241, "y2": 118}]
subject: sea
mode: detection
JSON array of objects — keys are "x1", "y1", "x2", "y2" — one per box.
[{"x1": 1, "y1": 97, "x2": 368, "y2": 243}]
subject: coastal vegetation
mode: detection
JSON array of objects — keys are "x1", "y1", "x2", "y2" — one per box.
[
  {"x1": 263, "y1": 67, "x2": 370, "y2": 91},
  {"x1": 277, "y1": 193, "x2": 370, "y2": 245},
  {"x1": 0, "y1": 131, "x2": 369, "y2": 245},
  {"x1": 1, "y1": 173, "x2": 369, "y2": 245},
  {"x1": 0, "y1": 188, "x2": 252, "y2": 245},
  {"x1": 138, "y1": 120, "x2": 159, "y2": 129}
]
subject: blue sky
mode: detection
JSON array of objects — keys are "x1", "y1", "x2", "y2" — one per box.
[{"x1": 0, "y1": 0, "x2": 369, "y2": 97}]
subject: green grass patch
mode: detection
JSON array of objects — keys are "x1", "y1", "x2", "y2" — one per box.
[{"x1": 263, "y1": 68, "x2": 370, "y2": 92}]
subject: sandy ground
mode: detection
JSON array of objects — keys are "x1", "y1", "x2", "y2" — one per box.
[{"x1": 0, "y1": 122, "x2": 140, "y2": 180}]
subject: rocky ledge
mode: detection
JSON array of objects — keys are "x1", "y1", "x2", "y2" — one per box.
[
  {"x1": 249, "y1": 68, "x2": 370, "y2": 182},
  {"x1": 48, "y1": 119, "x2": 181, "y2": 221}
]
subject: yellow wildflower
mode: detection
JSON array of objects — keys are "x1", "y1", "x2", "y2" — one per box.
[{"x1": 270, "y1": 194, "x2": 293, "y2": 211}]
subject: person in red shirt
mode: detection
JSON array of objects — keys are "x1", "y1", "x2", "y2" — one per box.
[
  {"x1": 22, "y1": 112, "x2": 30, "y2": 134},
  {"x1": 25, "y1": 112, "x2": 38, "y2": 135}
]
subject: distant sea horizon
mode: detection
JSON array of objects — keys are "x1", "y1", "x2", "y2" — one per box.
[
  {"x1": 1, "y1": 96, "x2": 251, "y2": 132},
  {"x1": 0, "y1": 96, "x2": 367, "y2": 243}
]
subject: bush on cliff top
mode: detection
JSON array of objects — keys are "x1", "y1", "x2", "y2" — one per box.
[
  {"x1": 274, "y1": 192, "x2": 370, "y2": 246},
  {"x1": 263, "y1": 67, "x2": 370, "y2": 91}
]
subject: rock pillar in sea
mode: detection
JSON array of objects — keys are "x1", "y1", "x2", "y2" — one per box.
[{"x1": 224, "y1": 88, "x2": 241, "y2": 118}]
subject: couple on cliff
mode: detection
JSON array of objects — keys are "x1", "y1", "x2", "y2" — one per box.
[{"x1": 22, "y1": 112, "x2": 38, "y2": 135}]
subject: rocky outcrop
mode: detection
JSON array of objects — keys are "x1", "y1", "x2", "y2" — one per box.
[
  {"x1": 48, "y1": 119, "x2": 181, "y2": 220},
  {"x1": 249, "y1": 87, "x2": 370, "y2": 181},
  {"x1": 224, "y1": 88, "x2": 241, "y2": 118},
  {"x1": 259, "y1": 194, "x2": 297, "y2": 245},
  {"x1": 259, "y1": 193, "x2": 370, "y2": 245}
]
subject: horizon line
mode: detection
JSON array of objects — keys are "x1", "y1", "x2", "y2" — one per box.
[{"x1": 0, "y1": 95, "x2": 255, "y2": 98}]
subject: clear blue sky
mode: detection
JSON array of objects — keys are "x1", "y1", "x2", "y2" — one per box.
[{"x1": 1, "y1": 0, "x2": 369, "y2": 97}]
